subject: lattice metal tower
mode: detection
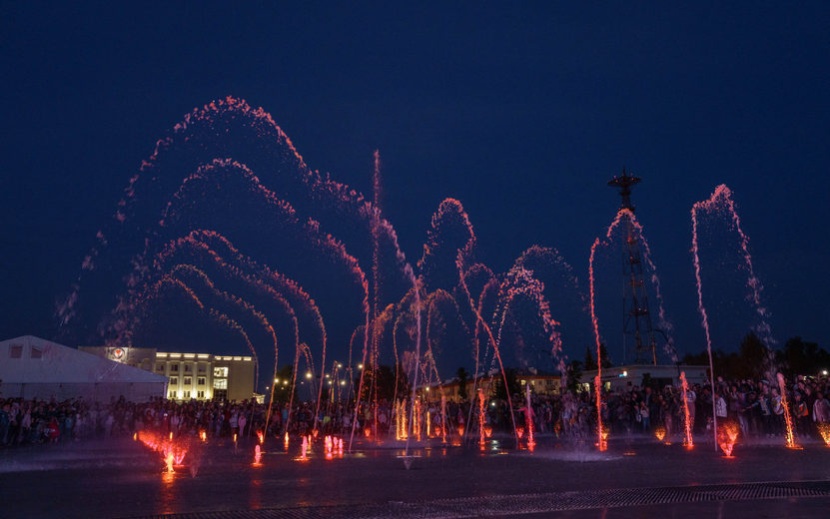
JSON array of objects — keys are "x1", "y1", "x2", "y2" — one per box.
[{"x1": 608, "y1": 169, "x2": 658, "y2": 365}]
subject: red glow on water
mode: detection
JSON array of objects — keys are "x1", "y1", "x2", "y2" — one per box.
[
  {"x1": 323, "y1": 435, "x2": 344, "y2": 460},
  {"x1": 252, "y1": 445, "x2": 262, "y2": 467},
  {"x1": 298, "y1": 435, "x2": 310, "y2": 461}
]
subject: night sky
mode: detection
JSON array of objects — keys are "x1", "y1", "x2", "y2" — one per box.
[{"x1": 2, "y1": 3, "x2": 828, "y2": 379}]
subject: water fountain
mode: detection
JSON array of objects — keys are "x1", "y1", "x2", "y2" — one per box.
[
  {"x1": 692, "y1": 184, "x2": 778, "y2": 450},
  {"x1": 61, "y1": 97, "x2": 806, "y2": 472},
  {"x1": 679, "y1": 372, "x2": 694, "y2": 448}
]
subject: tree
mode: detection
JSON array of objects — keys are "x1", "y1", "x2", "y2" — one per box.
[
  {"x1": 584, "y1": 346, "x2": 597, "y2": 371},
  {"x1": 779, "y1": 337, "x2": 830, "y2": 378},
  {"x1": 599, "y1": 343, "x2": 613, "y2": 368},
  {"x1": 738, "y1": 332, "x2": 769, "y2": 379},
  {"x1": 456, "y1": 367, "x2": 469, "y2": 402},
  {"x1": 566, "y1": 360, "x2": 584, "y2": 393},
  {"x1": 271, "y1": 365, "x2": 294, "y2": 403},
  {"x1": 493, "y1": 368, "x2": 520, "y2": 402}
]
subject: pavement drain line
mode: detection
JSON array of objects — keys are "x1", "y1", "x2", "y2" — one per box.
[{"x1": 128, "y1": 480, "x2": 830, "y2": 519}]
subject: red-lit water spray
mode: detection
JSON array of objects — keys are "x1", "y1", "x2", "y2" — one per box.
[
  {"x1": 818, "y1": 424, "x2": 830, "y2": 447},
  {"x1": 680, "y1": 372, "x2": 694, "y2": 448},
  {"x1": 777, "y1": 373, "x2": 800, "y2": 449},
  {"x1": 136, "y1": 430, "x2": 189, "y2": 473},
  {"x1": 478, "y1": 388, "x2": 487, "y2": 450},
  {"x1": 525, "y1": 382, "x2": 535, "y2": 450},
  {"x1": 457, "y1": 252, "x2": 520, "y2": 444},
  {"x1": 718, "y1": 421, "x2": 740, "y2": 457},
  {"x1": 693, "y1": 184, "x2": 774, "y2": 450},
  {"x1": 588, "y1": 237, "x2": 607, "y2": 452}
]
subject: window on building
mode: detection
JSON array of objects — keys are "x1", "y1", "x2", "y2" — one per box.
[
  {"x1": 197, "y1": 377, "x2": 206, "y2": 386},
  {"x1": 214, "y1": 367, "x2": 228, "y2": 377},
  {"x1": 198, "y1": 363, "x2": 206, "y2": 373},
  {"x1": 184, "y1": 364, "x2": 192, "y2": 373},
  {"x1": 213, "y1": 379, "x2": 228, "y2": 390},
  {"x1": 170, "y1": 377, "x2": 178, "y2": 385},
  {"x1": 10, "y1": 345, "x2": 23, "y2": 358},
  {"x1": 156, "y1": 363, "x2": 164, "y2": 372},
  {"x1": 197, "y1": 390, "x2": 205, "y2": 399},
  {"x1": 183, "y1": 391, "x2": 191, "y2": 399},
  {"x1": 184, "y1": 377, "x2": 192, "y2": 386},
  {"x1": 171, "y1": 363, "x2": 179, "y2": 372},
  {"x1": 168, "y1": 390, "x2": 176, "y2": 399},
  {"x1": 30, "y1": 347, "x2": 43, "y2": 359}
]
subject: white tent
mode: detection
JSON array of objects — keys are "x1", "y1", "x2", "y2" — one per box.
[{"x1": 0, "y1": 335, "x2": 167, "y2": 402}]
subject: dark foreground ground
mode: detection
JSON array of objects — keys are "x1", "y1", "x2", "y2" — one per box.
[{"x1": 2, "y1": 432, "x2": 829, "y2": 519}]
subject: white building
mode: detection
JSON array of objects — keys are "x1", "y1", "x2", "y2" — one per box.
[
  {"x1": 0, "y1": 335, "x2": 167, "y2": 402},
  {"x1": 79, "y1": 346, "x2": 256, "y2": 402}
]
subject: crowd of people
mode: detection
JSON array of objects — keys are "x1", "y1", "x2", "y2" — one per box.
[{"x1": 2, "y1": 372, "x2": 829, "y2": 450}]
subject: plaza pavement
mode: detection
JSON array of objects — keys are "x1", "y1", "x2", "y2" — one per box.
[{"x1": 2, "y1": 432, "x2": 829, "y2": 518}]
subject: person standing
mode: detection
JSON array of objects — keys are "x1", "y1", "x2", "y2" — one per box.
[{"x1": 813, "y1": 392, "x2": 830, "y2": 426}]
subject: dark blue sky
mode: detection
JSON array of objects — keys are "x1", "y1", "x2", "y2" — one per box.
[{"x1": 1, "y1": 2, "x2": 828, "y2": 367}]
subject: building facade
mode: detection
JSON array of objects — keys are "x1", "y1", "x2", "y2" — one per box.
[
  {"x1": 420, "y1": 371, "x2": 562, "y2": 403},
  {"x1": 80, "y1": 347, "x2": 255, "y2": 402}
]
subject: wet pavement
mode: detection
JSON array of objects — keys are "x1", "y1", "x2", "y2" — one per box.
[{"x1": 2, "y1": 433, "x2": 829, "y2": 518}]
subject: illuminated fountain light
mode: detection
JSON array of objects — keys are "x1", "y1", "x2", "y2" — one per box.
[
  {"x1": 478, "y1": 389, "x2": 487, "y2": 449},
  {"x1": 253, "y1": 444, "x2": 262, "y2": 467},
  {"x1": 323, "y1": 435, "x2": 345, "y2": 460},
  {"x1": 441, "y1": 394, "x2": 448, "y2": 444},
  {"x1": 654, "y1": 425, "x2": 666, "y2": 443},
  {"x1": 284, "y1": 432, "x2": 290, "y2": 450},
  {"x1": 718, "y1": 421, "x2": 740, "y2": 458},
  {"x1": 599, "y1": 425, "x2": 609, "y2": 451},
  {"x1": 396, "y1": 399, "x2": 408, "y2": 440},
  {"x1": 525, "y1": 383, "x2": 535, "y2": 450},
  {"x1": 297, "y1": 435, "x2": 310, "y2": 461},
  {"x1": 777, "y1": 373, "x2": 801, "y2": 450},
  {"x1": 413, "y1": 399, "x2": 422, "y2": 442},
  {"x1": 818, "y1": 423, "x2": 830, "y2": 447},
  {"x1": 136, "y1": 430, "x2": 189, "y2": 472},
  {"x1": 680, "y1": 372, "x2": 694, "y2": 449}
]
